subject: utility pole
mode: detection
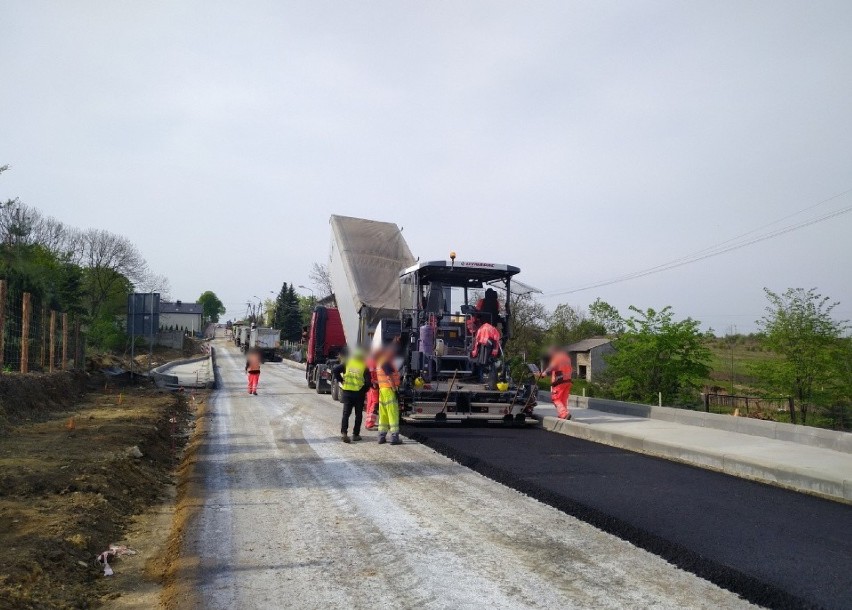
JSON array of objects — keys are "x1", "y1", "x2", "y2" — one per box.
[{"x1": 728, "y1": 324, "x2": 737, "y2": 395}]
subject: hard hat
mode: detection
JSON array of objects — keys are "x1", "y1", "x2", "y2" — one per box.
[
  {"x1": 414, "y1": 377, "x2": 425, "y2": 389},
  {"x1": 496, "y1": 382, "x2": 509, "y2": 392}
]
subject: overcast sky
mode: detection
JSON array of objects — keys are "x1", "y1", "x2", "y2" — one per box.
[{"x1": 1, "y1": 1, "x2": 850, "y2": 332}]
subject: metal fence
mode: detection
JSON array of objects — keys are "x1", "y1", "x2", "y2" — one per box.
[
  {"x1": 704, "y1": 392, "x2": 794, "y2": 420},
  {"x1": 0, "y1": 279, "x2": 85, "y2": 373}
]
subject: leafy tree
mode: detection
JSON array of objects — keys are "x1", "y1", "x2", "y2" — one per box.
[
  {"x1": 198, "y1": 290, "x2": 226, "y2": 323},
  {"x1": 547, "y1": 303, "x2": 605, "y2": 346},
  {"x1": 589, "y1": 298, "x2": 625, "y2": 336},
  {"x1": 603, "y1": 306, "x2": 710, "y2": 405},
  {"x1": 753, "y1": 288, "x2": 848, "y2": 425},
  {"x1": 506, "y1": 292, "x2": 549, "y2": 379}
]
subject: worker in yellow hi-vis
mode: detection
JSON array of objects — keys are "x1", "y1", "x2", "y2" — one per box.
[{"x1": 375, "y1": 345, "x2": 402, "y2": 445}]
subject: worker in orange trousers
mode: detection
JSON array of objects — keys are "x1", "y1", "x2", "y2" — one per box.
[
  {"x1": 245, "y1": 349, "x2": 261, "y2": 395},
  {"x1": 364, "y1": 353, "x2": 379, "y2": 430},
  {"x1": 541, "y1": 346, "x2": 572, "y2": 420}
]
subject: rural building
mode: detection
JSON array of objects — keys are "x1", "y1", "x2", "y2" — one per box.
[
  {"x1": 565, "y1": 337, "x2": 614, "y2": 382},
  {"x1": 159, "y1": 300, "x2": 204, "y2": 333}
]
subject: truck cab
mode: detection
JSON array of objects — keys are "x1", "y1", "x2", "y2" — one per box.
[
  {"x1": 305, "y1": 306, "x2": 346, "y2": 394},
  {"x1": 397, "y1": 259, "x2": 537, "y2": 424}
]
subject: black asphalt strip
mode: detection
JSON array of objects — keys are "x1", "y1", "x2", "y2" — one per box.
[{"x1": 401, "y1": 423, "x2": 852, "y2": 610}]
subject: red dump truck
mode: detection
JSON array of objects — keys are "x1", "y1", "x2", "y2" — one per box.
[{"x1": 305, "y1": 306, "x2": 346, "y2": 394}]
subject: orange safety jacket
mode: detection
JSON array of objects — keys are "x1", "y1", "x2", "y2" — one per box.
[
  {"x1": 549, "y1": 351, "x2": 572, "y2": 386},
  {"x1": 375, "y1": 357, "x2": 400, "y2": 390},
  {"x1": 472, "y1": 323, "x2": 501, "y2": 358}
]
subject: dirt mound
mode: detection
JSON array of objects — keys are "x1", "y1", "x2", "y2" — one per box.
[
  {"x1": 0, "y1": 371, "x2": 87, "y2": 430},
  {"x1": 0, "y1": 387, "x2": 193, "y2": 609}
]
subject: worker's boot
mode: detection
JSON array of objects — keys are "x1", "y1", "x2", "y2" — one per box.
[
  {"x1": 341, "y1": 433, "x2": 351, "y2": 443},
  {"x1": 352, "y1": 434, "x2": 362, "y2": 442},
  {"x1": 390, "y1": 433, "x2": 402, "y2": 446},
  {"x1": 378, "y1": 433, "x2": 387, "y2": 444}
]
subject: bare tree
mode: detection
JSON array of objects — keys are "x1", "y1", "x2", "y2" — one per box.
[
  {"x1": 137, "y1": 271, "x2": 172, "y2": 300},
  {"x1": 81, "y1": 228, "x2": 148, "y2": 316},
  {"x1": 309, "y1": 261, "x2": 333, "y2": 297}
]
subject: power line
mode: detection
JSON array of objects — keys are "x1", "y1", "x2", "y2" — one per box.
[{"x1": 545, "y1": 193, "x2": 852, "y2": 298}]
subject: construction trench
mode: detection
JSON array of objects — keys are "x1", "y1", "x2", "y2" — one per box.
[{"x1": 165, "y1": 341, "x2": 852, "y2": 610}]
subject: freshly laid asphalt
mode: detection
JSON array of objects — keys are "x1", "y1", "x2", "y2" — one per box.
[{"x1": 401, "y1": 423, "x2": 852, "y2": 610}]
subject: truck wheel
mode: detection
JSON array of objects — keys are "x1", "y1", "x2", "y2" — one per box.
[{"x1": 331, "y1": 381, "x2": 339, "y2": 401}]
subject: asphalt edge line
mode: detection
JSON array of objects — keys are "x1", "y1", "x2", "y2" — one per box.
[
  {"x1": 539, "y1": 416, "x2": 850, "y2": 505},
  {"x1": 404, "y1": 430, "x2": 816, "y2": 610}
]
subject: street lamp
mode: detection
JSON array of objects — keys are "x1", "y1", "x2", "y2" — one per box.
[{"x1": 298, "y1": 285, "x2": 315, "y2": 297}]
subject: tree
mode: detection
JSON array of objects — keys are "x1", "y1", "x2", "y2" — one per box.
[
  {"x1": 81, "y1": 228, "x2": 148, "y2": 317},
  {"x1": 309, "y1": 262, "x2": 333, "y2": 297},
  {"x1": 546, "y1": 303, "x2": 605, "y2": 346},
  {"x1": 753, "y1": 288, "x2": 848, "y2": 425},
  {"x1": 589, "y1": 298, "x2": 625, "y2": 336},
  {"x1": 282, "y1": 284, "x2": 302, "y2": 341},
  {"x1": 508, "y1": 292, "x2": 549, "y2": 366},
  {"x1": 137, "y1": 272, "x2": 172, "y2": 300},
  {"x1": 602, "y1": 306, "x2": 710, "y2": 405},
  {"x1": 198, "y1": 291, "x2": 226, "y2": 323},
  {"x1": 272, "y1": 282, "x2": 290, "y2": 334}
]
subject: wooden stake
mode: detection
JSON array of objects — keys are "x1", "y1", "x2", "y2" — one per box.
[
  {"x1": 40, "y1": 305, "x2": 47, "y2": 368},
  {"x1": 21, "y1": 293, "x2": 31, "y2": 373},
  {"x1": 49, "y1": 310, "x2": 56, "y2": 373},
  {"x1": 0, "y1": 279, "x2": 6, "y2": 369},
  {"x1": 62, "y1": 313, "x2": 68, "y2": 370}
]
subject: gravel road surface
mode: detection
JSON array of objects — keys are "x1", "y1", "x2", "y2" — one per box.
[{"x1": 176, "y1": 342, "x2": 755, "y2": 609}]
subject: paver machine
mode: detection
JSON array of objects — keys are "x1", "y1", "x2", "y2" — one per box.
[{"x1": 396, "y1": 256, "x2": 538, "y2": 424}]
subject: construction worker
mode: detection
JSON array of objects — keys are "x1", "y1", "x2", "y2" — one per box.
[
  {"x1": 364, "y1": 351, "x2": 380, "y2": 431},
  {"x1": 332, "y1": 348, "x2": 371, "y2": 443},
  {"x1": 471, "y1": 321, "x2": 501, "y2": 359},
  {"x1": 541, "y1": 346, "x2": 573, "y2": 420},
  {"x1": 244, "y1": 348, "x2": 261, "y2": 395},
  {"x1": 375, "y1": 345, "x2": 402, "y2": 445}
]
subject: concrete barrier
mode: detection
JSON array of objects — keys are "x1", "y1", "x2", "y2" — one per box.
[
  {"x1": 539, "y1": 415, "x2": 852, "y2": 503},
  {"x1": 577, "y1": 396, "x2": 851, "y2": 453}
]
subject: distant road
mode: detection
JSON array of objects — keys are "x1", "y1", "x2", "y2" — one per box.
[{"x1": 172, "y1": 341, "x2": 753, "y2": 609}]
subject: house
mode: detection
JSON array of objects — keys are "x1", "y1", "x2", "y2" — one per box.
[
  {"x1": 565, "y1": 337, "x2": 614, "y2": 382},
  {"x1": 159, "y1": 300, "x2": 204, "y2": 333}
]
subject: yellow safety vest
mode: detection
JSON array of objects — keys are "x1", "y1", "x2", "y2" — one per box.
[{"x1": 341, "y1": 357, "x2": 367, "y2": 392}]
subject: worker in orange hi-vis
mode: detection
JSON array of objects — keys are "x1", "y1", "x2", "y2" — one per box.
[
  {"x1": 541, "y1": 346, "x2": 573, "y2": 420},
  {"x1": 471, "y1": 322, "x2": 501, "y2": 359},
  {"x1": 244, "y1": 348, "x2": 262, "y2": 395},
  {"x1": 364, "y1": 352, "x2": 380, "y2": 430}
]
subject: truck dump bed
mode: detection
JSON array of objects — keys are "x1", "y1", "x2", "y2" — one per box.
[{"x1": 329, "y1": 215, "x2": 416, "y2": 346}]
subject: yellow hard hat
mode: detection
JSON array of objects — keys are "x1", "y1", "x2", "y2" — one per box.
[
  {"x1": 496, "y1": 382, "x2": 509, "y2": 392},
  {"x1": 414, "y1": 377, "x2": 425, "y2": 389}
]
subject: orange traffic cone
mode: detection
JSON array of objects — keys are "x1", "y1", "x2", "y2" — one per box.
[{"x1": 65, "y1": 416, "x2": 76, "y2": 431}]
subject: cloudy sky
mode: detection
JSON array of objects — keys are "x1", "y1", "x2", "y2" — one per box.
[{"x1": 1, "y1": 1, "x2": 850, "y2": 331}]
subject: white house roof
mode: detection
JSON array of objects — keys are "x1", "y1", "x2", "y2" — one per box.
[{"x1": 565, "y1": 337, "x2": 613, "y2": 353}]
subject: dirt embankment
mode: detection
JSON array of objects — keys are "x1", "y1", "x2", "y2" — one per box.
[
  {"x1": 0, "y1": 377, "x2": 196, "y2": 609},
  {"x1": 0, "y1": 371, "x2": 87, "y2": 431}
]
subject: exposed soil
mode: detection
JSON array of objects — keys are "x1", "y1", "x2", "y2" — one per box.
[{"x1": 0, "y1": 383, "x2": 196, "y2": 609}]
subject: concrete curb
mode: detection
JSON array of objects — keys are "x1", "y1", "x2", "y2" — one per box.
[
  {"x1": 569, "y1": 396, "x2": 851, "y2": 453},
  {"x1": 279, "y1": 358, "x2": 307, "y2": 371},
  {"x1": 153, "y1": 353, "x2": 215, "y2": 389},
  {"x1": 539, "y1": 415, "x2": 852, "y2": 504}
]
